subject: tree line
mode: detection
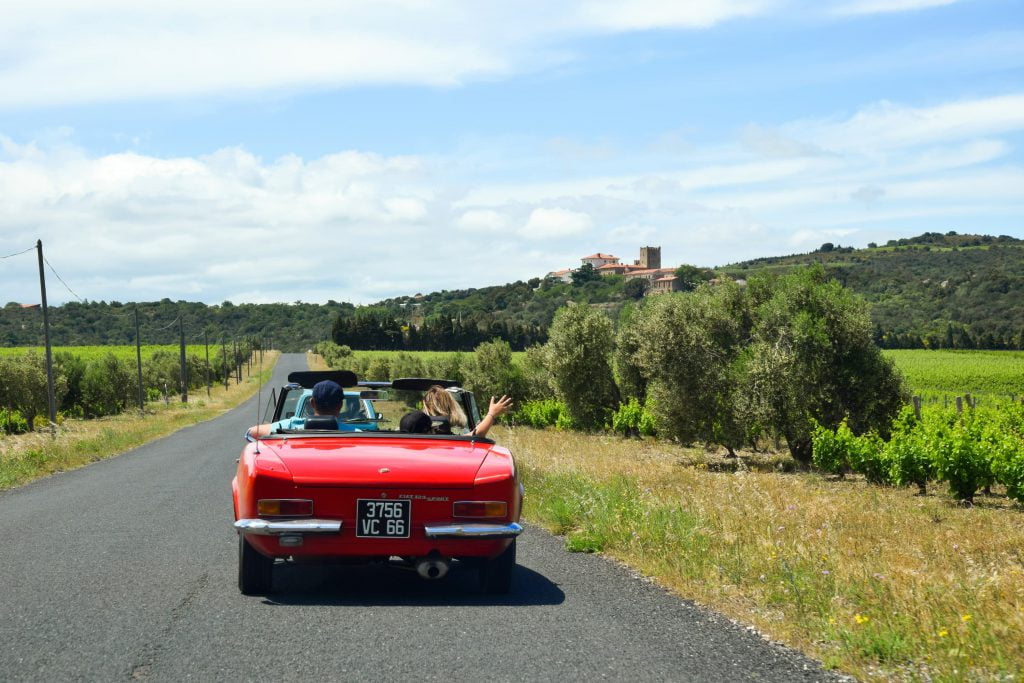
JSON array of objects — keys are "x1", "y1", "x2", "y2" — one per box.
[{"x1": 0, "y1": 341, "x2": 259, "y2": 434}]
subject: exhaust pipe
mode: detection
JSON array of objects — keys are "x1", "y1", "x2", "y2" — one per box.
[{"x1": 415, "y1": 555, "x2": 450, "y2": 580}]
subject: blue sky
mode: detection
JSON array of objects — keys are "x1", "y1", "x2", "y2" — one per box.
[{"x1": 1, "y1": 0, "x2": 1022, "y2": 305}]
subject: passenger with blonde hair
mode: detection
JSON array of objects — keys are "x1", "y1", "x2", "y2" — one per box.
[
  {"x1": 423, "y1": 385, "x2": 467, "y2": 431},
  {"x1": 421, "y1": 385, "x2": 512, "y2": 438}
]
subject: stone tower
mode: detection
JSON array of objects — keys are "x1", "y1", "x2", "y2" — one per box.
[{"x1": 639, "y1": 246, "x2": 661, "y2": 269}]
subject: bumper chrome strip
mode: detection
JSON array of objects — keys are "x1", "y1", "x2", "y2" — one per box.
[
  {"x1": 234, "y1": 518, "x2": 342, "y2": 535},
  {"x1": 424, "y1": 522, "x2": 524, "y2": 539}
]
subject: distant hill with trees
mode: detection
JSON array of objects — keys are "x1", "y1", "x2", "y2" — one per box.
[
  {"x1": 720, "y1": 232, "x2": 1024, "y2": 350},
  {"x1": 2, "y1": 232, "x2": 1021, "y2": 351}
]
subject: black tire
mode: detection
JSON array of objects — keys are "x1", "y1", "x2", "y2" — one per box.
[
  {"x1": 238, "y1": 534, "x2": 274, "y2": 595},
  {"x1": 479, "y1": 539, "x2": 516, "y2": 594}
]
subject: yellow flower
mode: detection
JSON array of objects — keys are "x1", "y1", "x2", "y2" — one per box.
[
  {"x1": 938, "y1": 629, "x2": 949, "y2": 637},
  {"x1": 828, "y1": 617, "x2": 836, "y2": 625},
  {"x1": 854, "y1": 614, "x2": 869, "y2": 625},
  {"x1": 961, "y1": 614, "x2": 972, "y2": 623}
]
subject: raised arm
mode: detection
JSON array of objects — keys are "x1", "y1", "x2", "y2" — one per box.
[{"x1": 471, "y1": 395, "x2": 513, "y2": 438}]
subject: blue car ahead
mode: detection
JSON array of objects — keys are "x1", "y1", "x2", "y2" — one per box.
[{"x1": 269, "y1": 387, "x2": 380, "y2": 432}]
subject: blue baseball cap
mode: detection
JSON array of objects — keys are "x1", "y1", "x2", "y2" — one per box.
[{"x1": 311, "y1": 380, "x2": 344, "y2": 413}]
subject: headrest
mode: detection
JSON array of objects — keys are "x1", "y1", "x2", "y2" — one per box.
[
  {"x1": 288, "y1": 370, "x2": 358, "y2": 388},
  {"x1": 399, "y1": 411, "x2": 432, "y2": 433},
  {"x1": 304, "y1": 416, "x2": 339, "y2": 430}
]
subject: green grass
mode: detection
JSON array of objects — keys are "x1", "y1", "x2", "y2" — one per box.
[
  {"x1": 344, "y1": 349, "x2": 527, "y2": 364},
  {"x1": 884, "y1": 349, "x2": 1024, "y2": 399},
  {"x1": 0, "y1": 344, "x2": 216, "y2": 360},
  {"x1": 502, "y1": 426, "x2": 1024, "y2": 682}
]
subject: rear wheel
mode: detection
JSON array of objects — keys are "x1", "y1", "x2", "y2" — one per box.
[
  {"x1": 238, "y1": 534, "x2": 274, "y2": 595},
  {"x1": 479, "y1": 539, "x2": 516, "y2": 594}
]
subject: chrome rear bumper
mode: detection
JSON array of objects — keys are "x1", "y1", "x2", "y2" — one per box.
[
  {"x1": 234, "y1": 518, "x2": 342, "y2": 535},
  {"x1": 424, "y1": 522, "x2": 523, "y2": 539}
]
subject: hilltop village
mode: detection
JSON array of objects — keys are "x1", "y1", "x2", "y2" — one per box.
[{"x1": 546, "y1": 246, "x2": 700, "y2": 294}]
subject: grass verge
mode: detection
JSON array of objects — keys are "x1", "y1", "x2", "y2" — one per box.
[
  {"x1": 0, "y1": 352, "x2": 279, "y2": 491},
  {"x1": 495, "y1": 426, "x2": 1024, "y2": 681}
]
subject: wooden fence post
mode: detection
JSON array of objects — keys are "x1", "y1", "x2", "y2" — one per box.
[
  {"x1": 912, "y1": 395, "x2": 922, "y2": 421},
  {"x1": 955, "y1": 396, "x2": 963, "y2": 414}
]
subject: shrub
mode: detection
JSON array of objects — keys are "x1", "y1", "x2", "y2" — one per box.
[
  {"x1": 931, "y1": 419, "x2": 990, "y2": 504},
  {"x1": 811, "y1": 420, "x2": 853, "y2": 476},
  {"x1": 0, "y1": 351, "x2": 68, "y2": 430},
  {"x1": 610, "y1": 398, "x2": 654, "y2": 438},
  {"x1": 364, "y1": 356, "x2": 392, "y2": 381},
  {"x1": 423, "y1": 352, "x2": 466, "y2": 386},
  {"x1": 517, "y1": 399, "x2": 567, "y2": 429},
  {"x1": 884, "y1": 407, "x2": 935, "y2": 494},
  {"x1": 82, "y1": 353, "x2": 136, "y2": 417},
  {"x1": 314, "y1": 341, "x2": 353, "y2": 367},
  {"x1": 848, "y1": 431, "x2": 889, "y2": 484},
  {"x1": 464, "y1": 339, "x2": 525, "y2": 405},
  {"x1": 545, "y1": 306, "x2": 619, "y2": 430},
  {"x1": 518, "y1": 345, "x2": 554, "y2": 400},
  {"x1": 0, "y1": 408, "x2": 29, "y2": 435}
]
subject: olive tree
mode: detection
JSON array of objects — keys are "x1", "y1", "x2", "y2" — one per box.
[
  {"x1": 545, "y1": 305, "x2": 619, "y2": 430},
  {"x1": 0, "y1": 351, "x2": 67, "y2": 430},
  {"x1": 464, "y1": 339, "x2": 525, "y2": 405},
  {"x1": 82, "y1": 353, "x2": 136, "y2": 417},
  {"x1": 744, "y1": 267, "x2": 908, "y2": 464},
  {"x1": 632, "y1": 282, "x2": 749, "y2": 454}
]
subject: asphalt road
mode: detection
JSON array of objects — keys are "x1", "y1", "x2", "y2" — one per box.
[{"x1": 0, "y1": 353, "x2": 842, "y2": 682}]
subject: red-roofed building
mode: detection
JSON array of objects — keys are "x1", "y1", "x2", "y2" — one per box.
[
  {"x1": 624, "y1": 267, "x2": 676, "y2": 284},
  {"x1": 545, "y1": 268, "x2": 573, "y2": 283},
  {"x1": 580, "y1": 253, "x2": 619, "y2": 269},
  {"x1": 650, "y1": 275, "x2": 682, "y2": 294}
]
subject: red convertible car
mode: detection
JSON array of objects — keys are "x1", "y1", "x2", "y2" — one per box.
[{"x1": 232, "y1": 371, "x2": 523, "y2": 595}]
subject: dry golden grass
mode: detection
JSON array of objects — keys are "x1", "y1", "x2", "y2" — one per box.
[
  {"x1": 495, "y1": 425, "x2": 1024, "y2": 681},
  {"x1": 0, "y1": 352, "x2": 279, "y2": 489},
  {"x1": 306, "y1": 351, "x2": 329, "y2": 370}
]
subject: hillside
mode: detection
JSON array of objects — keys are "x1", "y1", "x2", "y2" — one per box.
[
  {"x1": 2, "y1": 232, "x2": 1021, "y2": 351},
  {"x1": 719, "y1": 232, "x2": 1024, "y2": 349}
]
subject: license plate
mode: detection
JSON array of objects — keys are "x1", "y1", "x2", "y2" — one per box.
[{"x1": 356, "y1": 499, "x2": 411, "y2": 538}]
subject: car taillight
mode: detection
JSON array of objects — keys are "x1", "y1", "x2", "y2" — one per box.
[
  {"x1": 453, "y1": 501, "x2": 507, "y2": 518},
  {"x1": 257, "y1": 499, "x2": 313, "y2": 517}
]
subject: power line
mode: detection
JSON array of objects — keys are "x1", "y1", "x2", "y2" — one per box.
[
  {"x1": 43, "y1": 256, "x2": 84, "y2": 302},
  {"x1": 151, "y1": 315, "x2": 181, "y2": 331},
  {"x1": 1, "y1": 245, "x2": 35, "y2": 260}
]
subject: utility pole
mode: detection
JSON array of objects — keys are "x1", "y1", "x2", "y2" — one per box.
[
  {"x1": 135, "y1": 306, "x2": 144, "y2": 412},
  {"x1": 36, "y1": 240, "x2": 57, "y2": 431},
  {"x1": 179, "y1": 315, "x2": 188, "y2": 403},
  {"x1": 204, "y1": 329, "x2": 211, "y2": 398},
  {"x1": 221, "y1": 338, "x2": 228, "y2": 389}
]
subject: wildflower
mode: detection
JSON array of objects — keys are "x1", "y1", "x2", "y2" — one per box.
[
  {"x1": 821, "y1": 570, "x2": 830, "y2": 575},
  {"x1": 961, "y1": 614, "x2": 972, "y2": 623},
  {"x1": 854, "y1": 614, "x2": 869, "y2": 625},
  {"x1": 828, "y1": 617, "x2": 836, "y2": 625},
  {"x1": 938, "y1": 629, "x2": 949, "y2": 637}
]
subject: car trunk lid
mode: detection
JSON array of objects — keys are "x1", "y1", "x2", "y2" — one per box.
[{"x1": 260, "y1": 436, "x2": 490, "y2": 488}]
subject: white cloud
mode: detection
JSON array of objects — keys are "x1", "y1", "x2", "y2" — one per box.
[
  {"x1": 0, "y1": 0, "x2": 773, "y2": 109},
  {"x1": 831, "y1": 0, "x2": 959, "y2": 16},
  {"x1": 806, "y1": 95, "x2": 1024, "y2": 152},
  {"x1": 521, "y1": 208, "x2": 594, "y2": 240},
  {"x1": 1, "y1": 92, "x2": 1022, "y2": 304},
  {"x1": 456, "y1": 209, "x2": 513, "y2": 232},
  {"x1": 739, "y1": 124, "x2": 828, "y2": 159}
]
